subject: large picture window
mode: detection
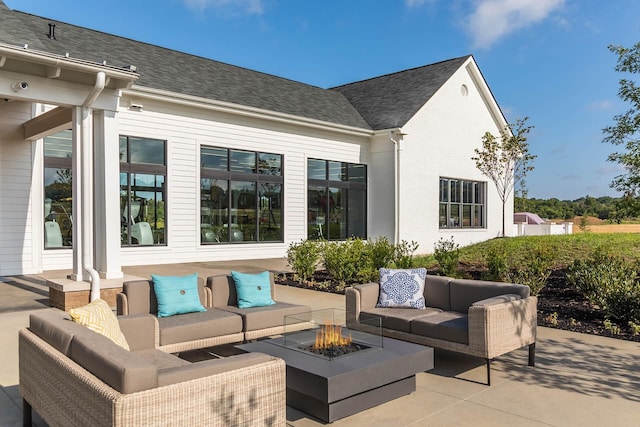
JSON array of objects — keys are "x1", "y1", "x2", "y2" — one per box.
[
  {"x1": 439, "y1": 177, "x2": 485, "y2": 228},
  {"x1": 307, "y1": 159, "x2": 367, "y2": 240},
  {"x1": 120, "y1": 136, "x2": 166, "y2": 246},
  {"x1": 200, "y1": 147, "x2": 283, "y2": 244},
  {"x1": 44, "y1": 130, "x2": 73, "y2": 249}
]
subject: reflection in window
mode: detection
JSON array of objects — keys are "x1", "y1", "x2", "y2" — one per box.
[
  {"x1": 439, "y1": 177, "x2": 485, "y2": 229},
  {"x1": 200, "y1": 147, "x2": 283, "y2": 244},
  {"x1": 307, "y1": 159, "x2": 367, "y2": 240},
  {"x1": 44, "y1": 130, "x2": 73, "y2": 249},
  {"x1": 120, "y1": 136, "x2": 166, "y2": 245}
]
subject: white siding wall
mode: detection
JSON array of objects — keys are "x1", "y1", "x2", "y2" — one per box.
[
  {"x1": 398, "y1": 64, "x2": 509, "y2": 254},
  {"x1": 117, "y1": 98, "x2": 370, "y2": 267},
  {"x1": 368, "y1": 133, "x2": 396, "y2": 241},
  {"x1": 0, "y1": 101, "x2": 39, "y2": 275}
]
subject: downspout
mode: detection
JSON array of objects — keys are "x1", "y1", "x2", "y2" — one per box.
[
  {"x1": 389, "y1": 130, "x2": 402, "y2": 245},
  {"x1": 82, "y1": 71, "x2": 105, "y2": 301}
]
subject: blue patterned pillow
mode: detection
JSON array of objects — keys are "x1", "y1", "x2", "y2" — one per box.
[
  {"x1": 151, "y1": 273, "x2": 206, "y2": 317},
  {"x1": 376, "y1": 268, "x2": 427, "y2": 309},
  {"x1": 231, "y1": 271, "x2": 276, "y2": 309}
]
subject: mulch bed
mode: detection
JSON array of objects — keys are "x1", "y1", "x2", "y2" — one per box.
[{"x1": 275, "y1": 270, "x2": 640, "y2": 343}]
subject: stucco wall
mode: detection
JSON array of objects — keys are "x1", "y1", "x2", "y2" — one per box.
[{"x1": 397, "y1": 61, "x2": 511, "y2": 254}]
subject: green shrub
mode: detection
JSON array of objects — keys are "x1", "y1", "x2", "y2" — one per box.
[
  {"x1": 507, "y1": 242, "x2": 555, "y2": 296},
  {"x1": 322, "y1": 238, "x2": 372, "y2": 285},
  {"x1": 485, "y1": 244, "x2": 509, "y2": 281},
  {"x1": 433, "y1": 236, "x2": 460, "y2": 276},
  {"x1": 393, "y1": 240, "x2": 419, "y2": 269},
  {"x1": 368, "y1": 236, "x2": 395, "y2": 270},
  {"x1": 286, "y1": 239, "x2": 321, "y2": 281},
  {"x1": 566, "y1": 249, "x2": 640, "y2": 323}
]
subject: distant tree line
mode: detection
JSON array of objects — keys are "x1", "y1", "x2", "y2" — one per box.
[{"x1": 515, "y1": 195, "x2": 640, "y2": 223}]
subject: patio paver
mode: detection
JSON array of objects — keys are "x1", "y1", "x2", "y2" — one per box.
[{"x1": 1, "y1": 260, "x2": 639, "y2": 426}]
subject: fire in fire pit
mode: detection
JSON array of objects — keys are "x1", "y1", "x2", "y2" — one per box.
[{"x1": 301, "y1": 323, "x2": 369, "y2": 358}]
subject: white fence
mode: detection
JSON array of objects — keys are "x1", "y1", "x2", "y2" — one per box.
[{"x1": 513, "y1": 222, "x2": 573, "y2": 236}]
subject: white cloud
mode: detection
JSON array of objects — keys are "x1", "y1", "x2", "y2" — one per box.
[
  {"x1": 586, "y1": 100, "x2": 614, "y2": 111},
  {"x1": 183, "y1": 0, "x2": 263, "y2": 14},
  {"x1": 405, "y1": 0, "x2": 431, "y2": 7},
  {"x1": 465, "y1": 0, "x2": 565, "y2": 50}
]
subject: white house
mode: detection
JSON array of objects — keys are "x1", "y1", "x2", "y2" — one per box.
[{"x1": 0, "y1": 1, "x2": 511, "y2": 287}]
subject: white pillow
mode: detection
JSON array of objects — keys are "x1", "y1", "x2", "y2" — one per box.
[{"x1": 376, "y1": 268, "x2": 427, "y2": 309}]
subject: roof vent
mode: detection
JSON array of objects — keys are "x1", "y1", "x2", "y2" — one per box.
[{"x1": 48, "y1": 23, "x2": 56, "y2": 40}]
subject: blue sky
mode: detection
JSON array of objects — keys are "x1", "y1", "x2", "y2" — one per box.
[{"x1": 5, "y1": 0, "x2": 640, "y2": 200}]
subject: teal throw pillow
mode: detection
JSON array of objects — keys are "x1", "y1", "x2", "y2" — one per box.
[
  {"x1": 231, "y1": 271, "x2": 276, "y2": 309},
  {"x1": 151, "y1": 273, "x2": 206, "y2": 317}
]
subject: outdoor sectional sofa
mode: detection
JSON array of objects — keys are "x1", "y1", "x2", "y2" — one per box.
[
  {"x1": 346, "y1": 275, "x2": 537, "y2": 385},
  {"x1": 19, "y1": 308, "x2": 286, "y2": 426},
  {"x1": 116, "y1": 272, "x2": 312, "y2": 351}
]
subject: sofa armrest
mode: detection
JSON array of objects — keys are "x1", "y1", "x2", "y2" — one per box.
[
  {"x1": 345, "y1": 282, "x2": 379, "y2": 326},
  {"x1": 472, "y1": 294, "x2": 522, "y2": 307},
  {"x1": 118, "y1": 314, "x2": 159, "y2": 351},
  {"x1": 468, "y1": 296, "x2": 538, "y2": 360},
  {"x1": 157, "y1": 352, "x2": 275, "y2": 386},
  {"x1": 116, "y1": 292, "x2": 128, "y2": 315}
]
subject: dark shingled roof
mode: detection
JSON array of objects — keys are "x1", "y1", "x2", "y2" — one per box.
[
  {"x1": 330, "y1": 56, "x2": 471, "y2": 130},
  {"x1": 0, "y1": 1, "x2": 468, "y2": 132}
]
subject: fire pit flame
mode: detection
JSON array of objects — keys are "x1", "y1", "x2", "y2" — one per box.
[{"x1": 313, "y1": 323, "x2": 352, "y2": 350}]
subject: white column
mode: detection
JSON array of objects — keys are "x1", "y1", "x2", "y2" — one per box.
[
  {"x1": 69, "y1": 106, "x2": 84, "y2": 280},
  {"x1": 93, "y1": 109, "x2": 123, "y2": 278}
]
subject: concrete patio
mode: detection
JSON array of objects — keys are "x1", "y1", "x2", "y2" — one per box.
[{"x1": 1, "y1": 259, "x2": 639, "y2": 426}]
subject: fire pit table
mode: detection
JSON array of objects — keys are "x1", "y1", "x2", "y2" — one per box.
[{"x1": 237, "y1": 308, "x2": 434, "y2": 423}]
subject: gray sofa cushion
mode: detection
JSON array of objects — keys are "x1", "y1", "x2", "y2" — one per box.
[
  {"x1": 472, "y1": 294, "x2": 523, "y2": 307},
  {"x1": 449, "y1": 279, "x2": 530, "y2": 313},
  {"x1": 424, "y1": 275, "x2": 451, "y2": 311},
  {"x1": 362, "y1": 307, "x2": 443, "y2": 333},
  {"x1": 157, "y1": 308, "x2": 243, "y2": 346},
  {"x1": 118, "y1": 314, "x2": 157, "y2": 351},
  {"x1": 135, "y1": 349, "x2": 190, "y2": 370},
  {"x1": 410, "y1": 312, "x2": 469, "y2": 345},
  {"x1": 218, "y1": 302, "x2": 311, "y2": 331},
  {"x1": 28, "y1": 309, "x2": 95, "y2": 356},
  {"x1": 69, "y1": 332, "x2": 158, "y2": 394},
  {"x1": 157, "y1": 352, "x2": 275, "y2": 387}
]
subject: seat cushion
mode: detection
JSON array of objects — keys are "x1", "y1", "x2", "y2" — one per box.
[
  {"x1": 69, "y1": 331, "x2": 157, "y2": 394},
  {"x1": 410, "y1": 312, "x2": 469, "y2": 345},
  {"x1": 157, "y1": 308, "x2": 243, "y2": 346},
  {"x1": 135, "y1": 349, "x2": 190, "y2": 370},
  {"x1": 361, "y1": 307, "x2": 443, "y2": 333},
  {"x1": 218, "y1": 303, "x2": 311, "y2": 332}
]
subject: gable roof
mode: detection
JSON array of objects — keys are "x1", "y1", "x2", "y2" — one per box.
[
  {"x1": 331, "y1": 56, "x2": 471, "y2": 130},
  {"x1": 0, "y1": 2, "x2": 472, "y2": 133}
]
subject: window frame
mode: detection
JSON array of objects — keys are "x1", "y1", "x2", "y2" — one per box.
[
  {"x1": 119, "y1": 135, "x2": 168, "y2": 247},
  {"x1": 200, "y1": 146, "x2": 284, "y2": 244},
  {"x1": 439, "y1": 177, "x2": 486, "y2": 229},
  {"x1": 307, "y1": 158, "x2": 367, "y2": 240}
]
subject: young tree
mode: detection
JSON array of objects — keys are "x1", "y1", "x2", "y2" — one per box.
[
  {"x1": 472, "y1": 117, "x2": 536, "y2": 237},
  {"x1": 603, "y1": 42, "x2": 640, "y2": 196}
]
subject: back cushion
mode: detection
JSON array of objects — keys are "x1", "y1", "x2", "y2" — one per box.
[
  {"x1": 424, "y1": 275, "x2": 451, "y2": 311},
  {"x1": 29, "y1": 309, "x2": 95, "y2": 356},
  {"x1": 449, "y1": 279, "x2": 530, "y2": 313},
  {"x1": 123, "y1": 278, "x2": 206, "y2": 315},
  {"x1": 69, "y1": 332, "x2": 157, "y2": 394}
]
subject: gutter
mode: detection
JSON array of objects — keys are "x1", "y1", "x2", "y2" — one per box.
[
  {"x1": 389, "y1": 130, "x2": 404, "y2": 245},
  {"x1": 81, "y1": 71, "x2": 106, "y2": 301}
]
